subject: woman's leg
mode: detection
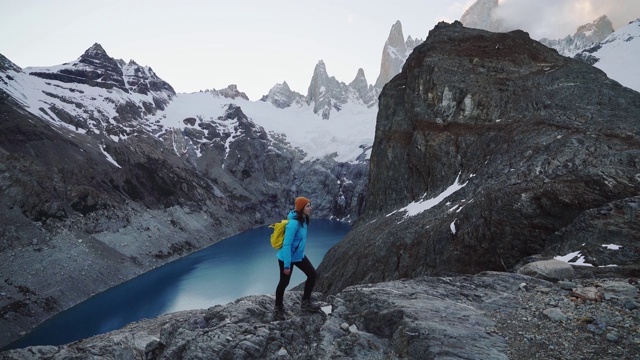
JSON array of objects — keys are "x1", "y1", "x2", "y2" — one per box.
[
  {"x1": 294, "y1": 256, "x2": 317, "y2": 301},
  {"x1": 275, "y1": 259, "x2": 291, "y2": 306}
]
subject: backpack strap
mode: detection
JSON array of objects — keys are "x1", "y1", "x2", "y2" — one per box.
[{"x1": 292, "y1": 220, "x2": 303, "y2": 253}]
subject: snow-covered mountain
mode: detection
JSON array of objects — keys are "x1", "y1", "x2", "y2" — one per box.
[
  {"x1": 575, "y1": 18, "x2": 640, "y2": 93},
  {"x1": 540, "y1": 15, "x2": 614, "y2": 57},
  {"x1": 2, "y1": 44, "x2": 174, "y2": 138},
  {"x1": 374, "y1": 20, "x2": 423, "y2": 89},
  {"x1": 0, "y1": 44, "x2": 377, "y2": 163}
]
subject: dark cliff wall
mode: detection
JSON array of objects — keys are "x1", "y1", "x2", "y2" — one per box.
[{"x1": 316, "y1": 21, "x2": 640, "y2": 295}]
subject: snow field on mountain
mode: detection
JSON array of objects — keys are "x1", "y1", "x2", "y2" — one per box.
[
  {"x1": 591, "y1": 20, "x2": 640, "y2": 93},
  {"x1": 156, "y1": 92, "x2": 378, "y2": 163}
]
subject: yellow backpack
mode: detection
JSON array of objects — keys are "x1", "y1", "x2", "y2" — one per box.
[{"x1": 269, "y1": 220, "x2": 288, "y2": 249}]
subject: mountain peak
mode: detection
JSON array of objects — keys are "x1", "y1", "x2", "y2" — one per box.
[
  {"x1": 541, "y1": 14, "x2": 614, "y2": 57},
  {"x1": 374, "y1": 21, "x2": 423, "y2": 89},
  {"x1": 314, "y1": 60, "x2": 327, "y2": 73},
  {"x1": 387, "y1": 20, "x2": 406, "y2": 50},
  {"x1": 460, "y1": 0, "x2": 502, "y2": 32},
  {"x1": 0, "y1": 52, "x2": 22, "y2": 72},
  {"x1": 209, "y1": 84, "x2": 249, "y2": 101},
  {"x1": 260, "y1": 81, "x2": 305, "y2": 109},
  {"x1": 574, "y1": 14, "x2": 613, "y2": 37},
  {"x1": 84, "y1": 43, "x2": 108, "y2": 57}
]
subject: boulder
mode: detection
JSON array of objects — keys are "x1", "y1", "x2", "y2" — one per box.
[{"x1": 517, "y1": 259, "x2": 575, "y2": 281}]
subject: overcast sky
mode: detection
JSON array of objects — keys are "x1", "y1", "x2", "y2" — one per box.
[{"x1": 1, "y1": 0, "x2": 638, "y2": 100}]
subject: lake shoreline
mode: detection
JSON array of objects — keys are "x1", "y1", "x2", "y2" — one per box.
[{"x1": 2, "y1": 219, "x2": 349, "y2": 350}]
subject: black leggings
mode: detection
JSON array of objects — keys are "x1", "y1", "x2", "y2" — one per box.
[{"x1": 275, "y1": 255, "x2": 317, "y2": 306}]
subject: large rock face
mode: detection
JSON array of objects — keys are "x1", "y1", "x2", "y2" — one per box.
[{"x1": 315, "y1": 21, "x2": 640, "y2": 296}]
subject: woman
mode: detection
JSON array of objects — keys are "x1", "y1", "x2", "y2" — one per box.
[{"x1": 274, "y1": 196, "x2": 321, "y2": 320}]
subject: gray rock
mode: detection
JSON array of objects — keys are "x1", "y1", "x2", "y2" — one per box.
[
  {"x1": 517, "y1": 260, "x2": 576, "y2": 281},
  {"x1": 557, "y1": 281, "x2": 577, "y2": 290},
  {"x1": 602, "y1": 281, "x2": 638, "y2": 299},
  {"x1": 606, "y1": 332, "x2": 619, "y2": 342},
  {"x1": 621, "y1": 299, "x2": 639, "y2": 311},
  {"x1": 542, "y1": 308, "x2": 567, "y2": 322}
]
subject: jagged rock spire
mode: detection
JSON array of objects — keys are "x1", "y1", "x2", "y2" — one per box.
[
  {"x1": 460, "y1": 0, "x2": 503, "y2": 32},
  {"x1": 374, "y1": 21, "x2": 422, "y2": 89},
  {"x1": 350, "y1": 68, "x2": 376, "y2": 107}
]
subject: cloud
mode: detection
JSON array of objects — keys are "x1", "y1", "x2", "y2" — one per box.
[{"x1": 494, "y1": 0, "x2": 640, "y2": 39}]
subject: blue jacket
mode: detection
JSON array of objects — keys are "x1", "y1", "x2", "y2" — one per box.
[{"x1": 276, "y1": 210, "x2": 307, "y2": 269}]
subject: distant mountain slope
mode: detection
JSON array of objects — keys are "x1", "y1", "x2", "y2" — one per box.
[
  {"x1": 540, "y1": 15, "x2": 614, "y2": 57},
  {"x1": 576, "y1": 18, "x2": 640, "y2": 92}
]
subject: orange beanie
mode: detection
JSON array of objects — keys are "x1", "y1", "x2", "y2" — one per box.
[{"x1": 295, "y1": 197, "x2": 310, "y2": 211}]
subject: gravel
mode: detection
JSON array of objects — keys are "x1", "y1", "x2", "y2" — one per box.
[{"x1": 488, "y1": 277, "x2": 640, "y2": 360}]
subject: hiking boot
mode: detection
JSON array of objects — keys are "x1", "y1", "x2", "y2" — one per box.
[
  {"x1": 300, "y1": 299, "x2": 321, "y2": 312},
  {"x1": 273, "y1": 305, "x2": 286, "y2": 320}
]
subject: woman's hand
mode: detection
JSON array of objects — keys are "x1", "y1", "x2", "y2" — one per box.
[{"x1": 284, "y1": 268, "x2": 291, "y2": 275}]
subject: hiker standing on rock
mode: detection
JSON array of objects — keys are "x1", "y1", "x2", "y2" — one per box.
[{"x1": 274, "y1": 197, "x2": 321, "y2": 320}]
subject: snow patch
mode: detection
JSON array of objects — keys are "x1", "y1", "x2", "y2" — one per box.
[
  {"x1": 387, "y1": 172, "x2": 469, "y2": 218},
  {"x1": 100, "y1": 145, "x2": 122, "y2": 168},
  {"x1": 602, "y1": 244, "x2": 622, "y2": 250},
  {"x1": 554, "y1": 251, "x2": 593, "y2": 267}
]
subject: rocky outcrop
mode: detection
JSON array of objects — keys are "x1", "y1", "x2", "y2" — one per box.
[
  {"x1": 4, "y1": 271, "x2": 637, "y2": 359},
  {"x1": 374, "y1": 21, "x2": 422, "y2": 89},
  {"x1": 543, "y1": 196, "x2": 640, "y2": 267},
  {"x1": 315, "y1": 21, "x2": 640, "y2": 296}
]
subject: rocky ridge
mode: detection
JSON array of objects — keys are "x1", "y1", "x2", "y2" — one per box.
[
  {"x1": 304, "y1": 60, "x2": 378, "y2": 119},
  {"x1": 1, "y1": 270, "x2": 638, "y2": 359}
]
